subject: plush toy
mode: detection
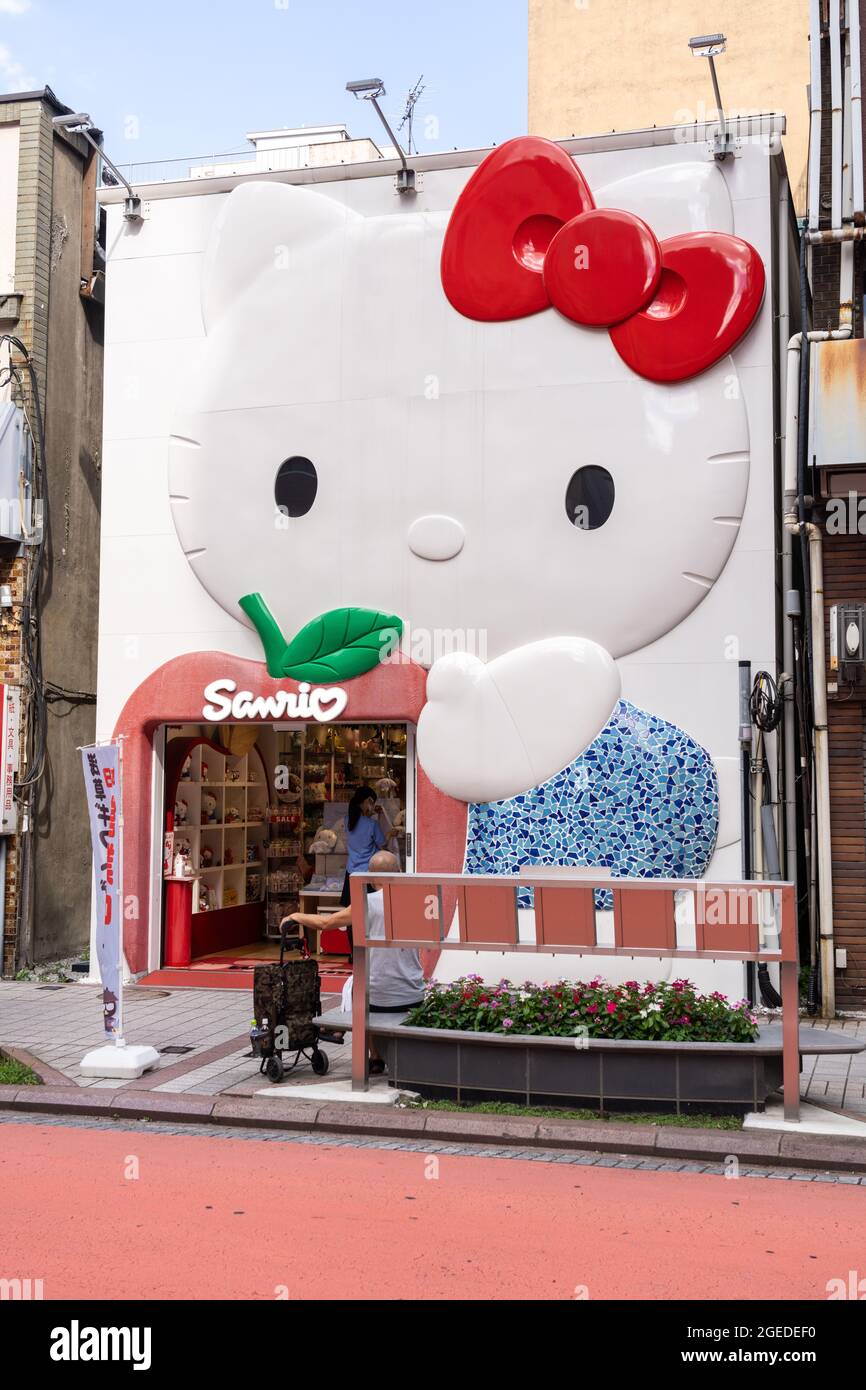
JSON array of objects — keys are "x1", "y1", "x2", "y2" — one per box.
[
  {"x1": 180, "y1": 757, "x2": 192, "y2": 781},
  {"x1": 198, "y1": 884, "x2": 212, "y2": 912},
  {"x1": 200, "y1": 846, "x2": 215, "y2": 869},
  {"x1": 201, "y1": 793, "x2": 219, "y2": 824},
  {"x1": 225, "y1": 805, "x2": 241, "y2": 824},
  {"x1": 201, "y1": 761, "x2": 209, "y2": 783},
  {"x1": 224, "y1": 847, "x2": 234, "y2": 867},
  {"x1": 376, "y1": 776, "x2": 397, "y2": 796},
  {"x1": 393, "y1": 809, "x2": 406, "y2": 830},
  {"x1": 309, "y1": 827, "x2": 338, "y2": 854},
  {"x1": 174, "y1": 799, "x2": 188, "y2": 827},
  {"x1": 227, "y1": 766, "x2": 241, "y2": 783}
]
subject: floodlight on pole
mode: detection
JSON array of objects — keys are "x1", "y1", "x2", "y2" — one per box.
[
  {"x1": 346, "y1": 77, "x2": 417, "y2": 194},
  {"x1": 52, "y1": 113, "x2": 142, "y2": 220},
  {"x1": 688, "y1": 33, "x2": 734, "y2": 159}
]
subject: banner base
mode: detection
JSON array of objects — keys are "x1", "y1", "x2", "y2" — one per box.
[{"x1": 79, "y1": 1041, "x2": 160, "y2": 1079}]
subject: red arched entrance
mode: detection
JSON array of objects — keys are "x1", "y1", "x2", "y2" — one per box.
[{"x1": 112, "y1": 651, "x2": 468, "y2": 976}]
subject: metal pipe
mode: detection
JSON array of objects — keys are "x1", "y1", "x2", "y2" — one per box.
[
  {"x1": 841, "y1": 42, "x2": 855, "y2": 325},
  {"x1": 809, "y1": 0, "x2": 824, "y2": 231},
  {"x1": 778, "y1": 183, "x2": 799, "y2": 895},
  {"x1": 707, "y1": 55, "x2": 727, "y2": 147},
  {"x1": 851, "y1": 0, "x2": 865, "y2": 222},
  {"x1": 831, "y1": 0, "x2": 844, "y2": 229},
  {"x1": 806, "y1": 224, "x2": 866, "y2": 241},
  {"x1": 807, "y1": 523, "x2": 836, "y2": 1018}
]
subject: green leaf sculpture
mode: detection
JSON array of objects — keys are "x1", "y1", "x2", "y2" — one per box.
[{"x1": 239, "y1": 592, "x2": 404, "y2": 682}]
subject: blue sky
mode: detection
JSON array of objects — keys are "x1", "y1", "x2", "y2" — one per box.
[{"x1": 0, "y1": 0, "x2": 529, "y2": 168}]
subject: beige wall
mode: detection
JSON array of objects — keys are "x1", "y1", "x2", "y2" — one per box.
[
  {"x1": 529, "y1": 0, "x2": 811, "y2": 209},
  {"x1": 0, "y1": 122, "x2": 19, "y2": 293}
]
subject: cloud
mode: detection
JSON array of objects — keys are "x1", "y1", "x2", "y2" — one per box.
[
  {"x1": 0, "y1": 2, "x2": 32, "y2": 14},
  {"x1": 0, "y1": 44, "x2": 35, "y2": 91}
]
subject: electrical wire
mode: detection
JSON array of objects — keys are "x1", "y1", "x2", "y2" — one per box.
[
  {"x1": 749, "y1": 671, "x2": 784, "y2": 733},
  {"x1": 1, "y1": 334, "x2": 49, "y2": 799}
]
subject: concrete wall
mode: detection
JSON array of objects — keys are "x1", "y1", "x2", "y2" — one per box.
[
  {"x1": 528, "y1": 0, "x2": 811, "y2": 211},
  {"x1": 29, "y1": 131, "x2": 102, "y2": 962}
]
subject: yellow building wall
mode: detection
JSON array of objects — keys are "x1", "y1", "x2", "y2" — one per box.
[{"x1": 528, "y1": 0, "x2": 811, "y2": 209}]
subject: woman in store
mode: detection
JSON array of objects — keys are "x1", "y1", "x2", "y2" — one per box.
[{"x1": 340, "y1": 785, "x2": 399, "y2": 909}]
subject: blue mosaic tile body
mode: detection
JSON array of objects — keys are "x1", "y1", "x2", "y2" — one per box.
[{"x1": 465, "y1": 700, "x2": 718, "y2": 906}]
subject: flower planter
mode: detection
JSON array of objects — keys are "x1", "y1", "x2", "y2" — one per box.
[{"x1": 367, "y1": 1020, "x2": 818, "y2": 1114}]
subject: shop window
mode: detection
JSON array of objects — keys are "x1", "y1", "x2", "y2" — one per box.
[
  {"x1": 275, "y1": 456, "x2": 317, "y2": 517},
  {"x1": 565, "y1": 465, "x2": 615, "y2": 530}
]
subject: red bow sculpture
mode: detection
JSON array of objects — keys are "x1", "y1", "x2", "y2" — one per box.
[{"x1": 440, "y1": 137, "x2": 765, "y2": 384}]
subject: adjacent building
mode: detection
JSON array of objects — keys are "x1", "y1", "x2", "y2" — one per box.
[
  {"x1": 528, "y1": 0, "x2": 812, "y2": 211},
  {"x1": 0, "y1": 87, "x2": 103, "y2": 975}
]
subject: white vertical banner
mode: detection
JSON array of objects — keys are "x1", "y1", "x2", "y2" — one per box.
[
  {"x1": 80, "y1": 741, "x2": 123, "y2": 1039},
  {"x1": 0, "y1": 683, "x2": 21, "y2": 835}
]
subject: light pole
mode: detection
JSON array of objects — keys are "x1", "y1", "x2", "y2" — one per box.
[
  {"x1": 688, "y1": 33, "x2": 735, "y2": 160},
  {"x1": 346, "y1": 78, "x2": 417, "y2": 194}
]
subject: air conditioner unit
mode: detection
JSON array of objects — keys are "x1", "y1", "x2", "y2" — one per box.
[{"x1": 0, "y1": 401, "x2": 37, "y2": 546}]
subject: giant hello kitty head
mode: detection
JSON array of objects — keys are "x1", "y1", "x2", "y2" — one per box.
[{"x1": 170, "y1": 137, "x2": 764, "y2": 662}]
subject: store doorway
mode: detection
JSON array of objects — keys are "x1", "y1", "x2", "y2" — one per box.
[{"x1": 153, "y1": 720, "x2": 415, "y2": 988}]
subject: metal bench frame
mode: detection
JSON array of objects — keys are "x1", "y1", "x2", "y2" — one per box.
[{"x1": 349, "y1": 873, "x2": 800, "y2": 1121}]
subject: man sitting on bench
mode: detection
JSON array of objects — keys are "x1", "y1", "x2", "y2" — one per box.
[{"x1": 283, "y1": 850, "x2": 426, "y2": 1074}]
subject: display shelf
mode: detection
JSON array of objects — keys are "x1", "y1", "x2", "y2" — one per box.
[{"x1": 169, "y1": 744, "x2": 266, "y2": 916}]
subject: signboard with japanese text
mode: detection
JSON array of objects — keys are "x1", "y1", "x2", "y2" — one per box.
[
  {"x1": 0, "y1": 683, "x2": 20, "y2": 835},
  {"x1": 81, "y1": 742, "x2": 123, "y2": 1037}
]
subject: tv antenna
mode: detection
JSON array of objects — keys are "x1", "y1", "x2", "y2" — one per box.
[{"x1": 398, "y1": 75, "x2": 426, "y2": 156}]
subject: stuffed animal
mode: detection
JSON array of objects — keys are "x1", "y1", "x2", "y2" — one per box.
[
  {"x1": 201, "y1": 761, "x2": 209, "y2": 783},
  {"x1": 201, "y1": 793, "x2": 219, "y2": 824},
  {"x1": 308, "y1": 827, "x2": 338, "y2": 854},
  {"x1": 376, "y1": 776, "x2": 397, "y2": 796},
  {"x1": 225, "y1": 805, "x2": 241, "y2": 824},
  {"x1": 180, "y1": 757, "x2": 192, "y2": 781},
  {"x1": 200, "y1": 846, "x2": 215, "y2": 869},
  {"x1": 174, "y1": 799, "x2": 188, "y2": 827}
]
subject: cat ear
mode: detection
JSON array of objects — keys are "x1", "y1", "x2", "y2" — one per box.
[
  {"x1": 594, "y1": 161, "x2": 734, "y2": 238},
  {"x1": 201, "y1": 180, "x2": 359, "y2": 331}
]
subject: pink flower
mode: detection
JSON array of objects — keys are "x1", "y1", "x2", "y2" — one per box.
[
  {"x1": 587, "y1": 1004, "x2": 599, "y2": 1014},
  {"x1": 502, "y1": 1018, "x2": 514, "y2": 1029},
  {"x1": 606, "y1": 1001, "x2": 617, "y2": 1014}
]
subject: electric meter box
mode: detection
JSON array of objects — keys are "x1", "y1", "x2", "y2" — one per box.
[
  {"x1": 829, "y1": 601, "x2": 866, "y2": 674},
  {"x1": 0, "y1": 401, "x2": 34, "y2": 545}
]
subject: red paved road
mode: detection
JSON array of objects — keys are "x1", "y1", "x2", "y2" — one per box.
[{"x1": 1, "y1": 1122, "x2": 864, "y2": 1300}]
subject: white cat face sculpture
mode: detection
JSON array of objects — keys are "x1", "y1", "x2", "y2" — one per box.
[{"x1": 169, "y1": 151, "x2": 755, "y2": 665}]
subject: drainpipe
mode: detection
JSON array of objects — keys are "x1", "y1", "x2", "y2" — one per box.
[
  {"x1": 830, "y1": 0, "x2": 844, "y2": 231},
  {"x1": 807, "y1": 524, "x2": 836, "y2": 1018},
  {"x1": 841, "y1": 35, "x2": 855, "y2": 326},
  {"x1": 777, "y1": 183, "x2": 798, "y2": 894},
  {"x1": 809, "y1": 0, "x2": 824, "y2": 232},
  {"x1": 850, "y1": 0, "x2": 865, "y2": 223},
  {"x1": 783, "y1": 325, "x2": 851, "y2": 1020}
]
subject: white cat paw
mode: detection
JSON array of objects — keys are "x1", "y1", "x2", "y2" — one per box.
[{"x1": 417, "y1": 637, "x2": 621, "y2": 804}]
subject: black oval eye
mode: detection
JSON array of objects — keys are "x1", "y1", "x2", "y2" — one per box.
[
  {"x1": 565, "y1": 466, "x2": 615, "y2": 530},
  {"x1": 275, "y1": 457, "x2": 317, "y2": 518}
]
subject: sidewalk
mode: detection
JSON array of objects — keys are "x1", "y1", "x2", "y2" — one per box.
[{"x1": 3, "y1": 980, "x2": 866, "y2": 1172}]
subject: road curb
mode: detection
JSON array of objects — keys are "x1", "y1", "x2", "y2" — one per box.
[{"x1": 3, "y1": 1084, "x2": 866, "y2": 1171}]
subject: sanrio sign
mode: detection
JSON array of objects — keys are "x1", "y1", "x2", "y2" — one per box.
[{"x1": 201, "y1": 678, "x2": 348, "y2": 723}]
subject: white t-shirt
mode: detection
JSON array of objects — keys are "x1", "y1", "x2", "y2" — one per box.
[{"x1": 366, "y1": 889, "x2": 426, "y2": 1008}]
